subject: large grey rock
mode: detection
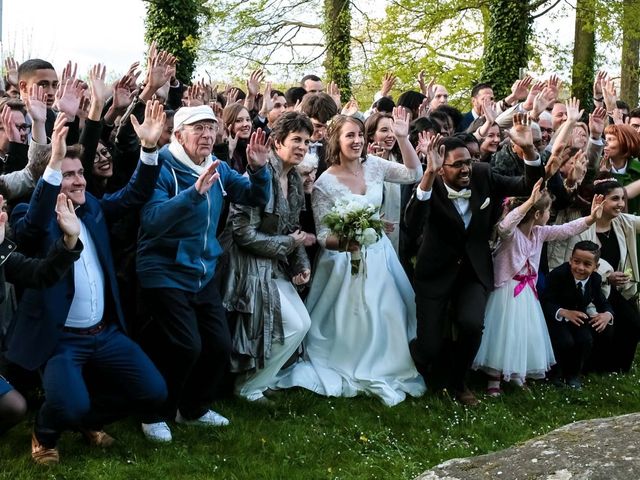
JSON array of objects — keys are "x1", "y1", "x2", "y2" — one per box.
[{"x1": 416, "y1": 413, "x2": 640, "y2": 480}]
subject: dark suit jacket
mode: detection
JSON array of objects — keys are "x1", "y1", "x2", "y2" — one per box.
[
  {"x1": 6, "y1": 161, "x2": 160, "y2": 370},
  {"x1": 457, "y1": 111, "x2": 475, "y2": 132},
  {"x1": 405, "y1": 161, "x2": 542, "y2": 298},
  {"x1": 541, "y1": 262, "x2": 614, "y2": 321}
]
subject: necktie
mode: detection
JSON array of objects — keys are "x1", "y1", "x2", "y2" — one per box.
[
  {"x1": 576, "y1": 282, "x2": 583, "y2": 297},
  {"x1": 448, "y1": 189, "x2": 472, "y2": 200}
]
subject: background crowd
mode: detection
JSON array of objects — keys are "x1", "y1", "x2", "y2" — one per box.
[{"x1": 0, "y1": 41, "x2": 639, "y2": 465}]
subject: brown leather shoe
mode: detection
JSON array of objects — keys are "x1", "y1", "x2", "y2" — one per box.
[
  {"x1": 455, "y1": 387, "x2": 480, "y2": 407},
  {"x1": 31, "y1": 433, "x2": 59, "y2": 465},
  {"x1": 82, "y1": 429, "x2": 115, "y2": 448}
]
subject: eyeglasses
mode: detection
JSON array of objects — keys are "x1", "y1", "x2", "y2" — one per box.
[
  {"x1": 540, "y1": 127, "x2": 554, "y2": 134},
  {"x1": 185, "y1": 123, "x2": 218, "y2": 134},
  {"x1": 443, "y1": 159, "x2": 473, "y2": 169},
  {"x1": 94, "y1": 147, "x2": 112, "y2": 162},
  {"x1": 16, "y1": 124, "x2": 31, "y2": 133}
]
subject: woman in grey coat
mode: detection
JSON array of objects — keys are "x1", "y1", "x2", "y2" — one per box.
[{"x1": 223, "y1": 112, "x2": 314, "y2": 403}]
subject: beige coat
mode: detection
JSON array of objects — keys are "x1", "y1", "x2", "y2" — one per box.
[{"x1": 564, "y1": 213, "x2": 640, "y2": 301}]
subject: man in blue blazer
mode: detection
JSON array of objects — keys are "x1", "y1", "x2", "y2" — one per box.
[{"x1": 8, "y1": 103, "x2": 168, "y2": 465}]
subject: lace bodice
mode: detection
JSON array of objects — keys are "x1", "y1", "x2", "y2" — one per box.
[{"x1": 312, "y1": 155, "x2": 422, "y2": 246}]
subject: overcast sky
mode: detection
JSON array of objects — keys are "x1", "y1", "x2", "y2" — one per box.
[
  {"x1": 0, "y1": 0, "x2": 607, "y2": 85},
  {"x1": 2, "y1": 0, "x2": 148, "y2": 76}
]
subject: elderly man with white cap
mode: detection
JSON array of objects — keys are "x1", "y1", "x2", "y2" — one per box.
[{"x1": 136, "y1": 105, "x2": 271, "y2": 442}]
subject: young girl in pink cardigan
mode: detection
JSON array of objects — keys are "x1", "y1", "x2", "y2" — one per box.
[{"x1": 473, "y1": 179, "x2": 604, "y2": 395}]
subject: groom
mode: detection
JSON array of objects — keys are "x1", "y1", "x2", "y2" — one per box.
[{"x1": 405, "y1": 115, "x2": 543, "y2": 405}]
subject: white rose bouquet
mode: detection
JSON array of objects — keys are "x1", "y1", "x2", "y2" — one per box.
[{"x1": 323, "y1": 198, "x2": 385, "y2": 275}]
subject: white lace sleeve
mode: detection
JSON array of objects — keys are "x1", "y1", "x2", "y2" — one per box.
[
  {"x1": 368, "y1": 154, "x2": 422, "y2": 184},
  {"x1": 311, "y1": 178, "x2": 335, "y2": 248}
]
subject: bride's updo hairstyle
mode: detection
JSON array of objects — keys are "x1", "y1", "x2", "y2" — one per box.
[{"x1": 325, "y1": 114, "x2": 367, "y2": 166}]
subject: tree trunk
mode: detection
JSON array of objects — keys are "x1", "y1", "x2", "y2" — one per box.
[
  {"x1": 621, "y1": 0, "x2": 640, "y2": 107},
  {"x1": 571, "y1": 0, "x2": 596, "y2": 109},
  {"x1": 323, "y1": 0, "x2": 351, "y2": 100},
  {"x1": 480, "y1": 0, "x2": 532, "y2": 98}
]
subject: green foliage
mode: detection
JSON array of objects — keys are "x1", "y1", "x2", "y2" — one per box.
[
  {"x1": 201, "y1": 0, "x2": 324, "y2": 82},
  {"x1": 144, "y1": 0, "x2": 210, "y2": 82},
  {"x1": 323, "y1": 0, "x2": 352, "y2": 100},
  {"x1": 361, "y1": 0, "x2": 486, "y2": 110},
  {"x1": 2, "y1": 366, "x2": 640, "y2": 479},
  {"x1": 480, "y1": 0, "x2": 533, "y2": 99}
]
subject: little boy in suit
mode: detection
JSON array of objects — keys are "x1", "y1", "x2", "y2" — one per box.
[{"x1": 542, "y1": 241, "x2": 614, "y2": 389}]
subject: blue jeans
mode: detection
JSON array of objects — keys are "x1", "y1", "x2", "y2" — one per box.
[{"x1": 35, "y1": 323, "x2": 167, "y2": 447}]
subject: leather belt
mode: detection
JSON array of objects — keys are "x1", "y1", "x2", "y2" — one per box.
[{"x1": 63, "y1": 321, "x2": 106, "y2": 335}]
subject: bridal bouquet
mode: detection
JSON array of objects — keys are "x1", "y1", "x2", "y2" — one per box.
[{"x1": 323, "y1": 198, "x2": 385, "y2": 275}]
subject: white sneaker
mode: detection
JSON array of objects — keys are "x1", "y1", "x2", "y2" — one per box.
[
  {"x1": 141, "y1": 422, "x2": 172, "y2": 442},
  {"x1": 175, "y1": 409, "x2": 229, "y2": 427}
]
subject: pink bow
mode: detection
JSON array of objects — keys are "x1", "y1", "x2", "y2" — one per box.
[{"x1": 513, "y1": 273, "x2": 538, "y2": 299}]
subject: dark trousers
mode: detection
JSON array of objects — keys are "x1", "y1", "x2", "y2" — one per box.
[
  {"x1": 139, "y1": 279, "x2": 231, "y2": 423},
  {"x1": 36, "y1": 323, "x2": 167, "y2": 448},
  {"x1": 607, "y1": 290, "x2": 640, "y2": 372},
  {"x1": 546, "y1": 318, "x2": 600, "y2": 378},
  {"x1": 412, "y1": 275, "x2": 487, "y2": 392}
]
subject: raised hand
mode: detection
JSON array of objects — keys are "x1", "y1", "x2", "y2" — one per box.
[
  {"x1": 88, "y1": 63, "x2": 110, "y2": 105},
  {"x1": 523, "y1": 80, "x2": 544, "y2": 111},
  {"x1": 565, "y1": 97, "x2": 584, "y2": 123},
  {"x1": 184, "y1": 83, "x2": 205, "y2": 107},
  {"x1": 246, "y1": 128, "x2": 268, "y2": 168},
  {"x1": 246, "y1": 69, "x2": 264, "y2": 97},
  {"x1": 1, "y1": 105, "x2": 21, "y2": 144},
  {"x1": 511, "y1": 76, "x2": 533, "y2": 102},
  {"x1": 226, "y1": 87, "x2": 240, "y2": 106},
  {"x1": 259, "y1": 82, "x2": 274, "y2": 116},
  {"x1": 417, "y1": 71, "x2": 436, "y2": 101},
  {"x1": 112, "y1": 74, "x2": 135, "y2": 111},
  {"x1": 531, "y1": 88, "x2": 553, "y2": 118},
  {"x1": 381, "y1": 72, "x2": 397, "y2": 97},
  {"x1": 568, "y1": 150, "x2": 588, "y2": 185},
  {"x1": 602, "y1": 78, "x2": 617, "y2": 112},
  {"x1": 424, "y1": 133, "x2": 444, "y2": 172},
  {"x1": 589, "y1": 107, "x2": 607, "y2": 139},
  {"x1": 593, "y1": 70, "x2": 607, "y2": 99},
  {"x1": 130, "y1": 100, "x2": 166, "y2": 149},
  {"x1": 327, "y1": 81, "x2": 341, "y2": 109},
  {"x1": 417, "y1": 97, "x2": 430, "y2": 119},
  {"x1": 146, "y1": 49, "x2": 176, "y2": 91},
  {"x1": 612, "y1": 108, "x2": 624, "y2": 125},
  {"x1": 341, "y1": 98, "x2": 359, "y2": 116},
  {"x1": 55, "y1": 193, "x2": 81, "y2": 248},
  {"x1": 507, "y1": 113, "x2": 534, "y2": 150},
  {"x1": 50, "y1": 113, "x2": 70, "y2": 169},
  {"x1": 483, "y1": 99, "x2": 497, "y2": 124},
  {"x1": 391, "y1": 106, "x2": 410, "y2": 138},
  {"x1": 4, "y1": 57, "x2": 19, "y2": 87},
  {"x1": 55, "y1": 78, "x2": 84, "y2": 119},
  {"x1": 415, "y1": 130, "x2": 433, "y2": 159},
  {"x1": 590, "y1": 193, "x2": 605, "y2": 221},
  {"x1": 24, "y1": 84, "x2": 47, "y2": 124},
  {"x1": 527, "y1": 178, "x2": 544, "y2": 205},
  {"x1": 61, "y1": 60, "x2": 78, "y2": 84},
  {"x1": 546, "y1": 74, "x2": 562, "y2": 102},
  {"x1": 195, "y1": 160, "x2": 221, "y2": 195}
]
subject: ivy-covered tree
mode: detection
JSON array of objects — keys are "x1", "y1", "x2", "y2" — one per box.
[
  {"x1": 620, "y1": 0, "x2": 640, "y2": 106},
  {"x1": 571, "y1": 0, "x2": 596, "y2": 108},
  {"x1": 481, "y1": 1, "x2": 561, "y2": 98},
  {"x1": 144, "y1": 0, "x2": 209, "y2": 82},
  {"x1": 323, "y1": 0, "x2": 352, "y2": 99}
]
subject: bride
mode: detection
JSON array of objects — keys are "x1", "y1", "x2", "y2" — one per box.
[{"x1": 278, "y1": 108, "x2": 426, "y2": 406}]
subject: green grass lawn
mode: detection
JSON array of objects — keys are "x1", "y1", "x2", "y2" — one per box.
[{"x1": 1, "y1": 367, "x2": 639, "y2": 480}]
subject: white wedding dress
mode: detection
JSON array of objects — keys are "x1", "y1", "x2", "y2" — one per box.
[{"x1": 277, "y1": 155, "x2": 426, "y2": 406}]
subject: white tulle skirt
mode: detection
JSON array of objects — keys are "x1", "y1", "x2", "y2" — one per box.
[
  {"x1": 277, "y1": 235, "x2": 426, "y2": 406},
  {"x1": 472, "y1": 278, "x2": 556, "y2": 381}
]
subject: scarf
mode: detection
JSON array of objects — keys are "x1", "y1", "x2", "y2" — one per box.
[{"x1": 168, "y1": 141, "x2": 212, "y2": 175}]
